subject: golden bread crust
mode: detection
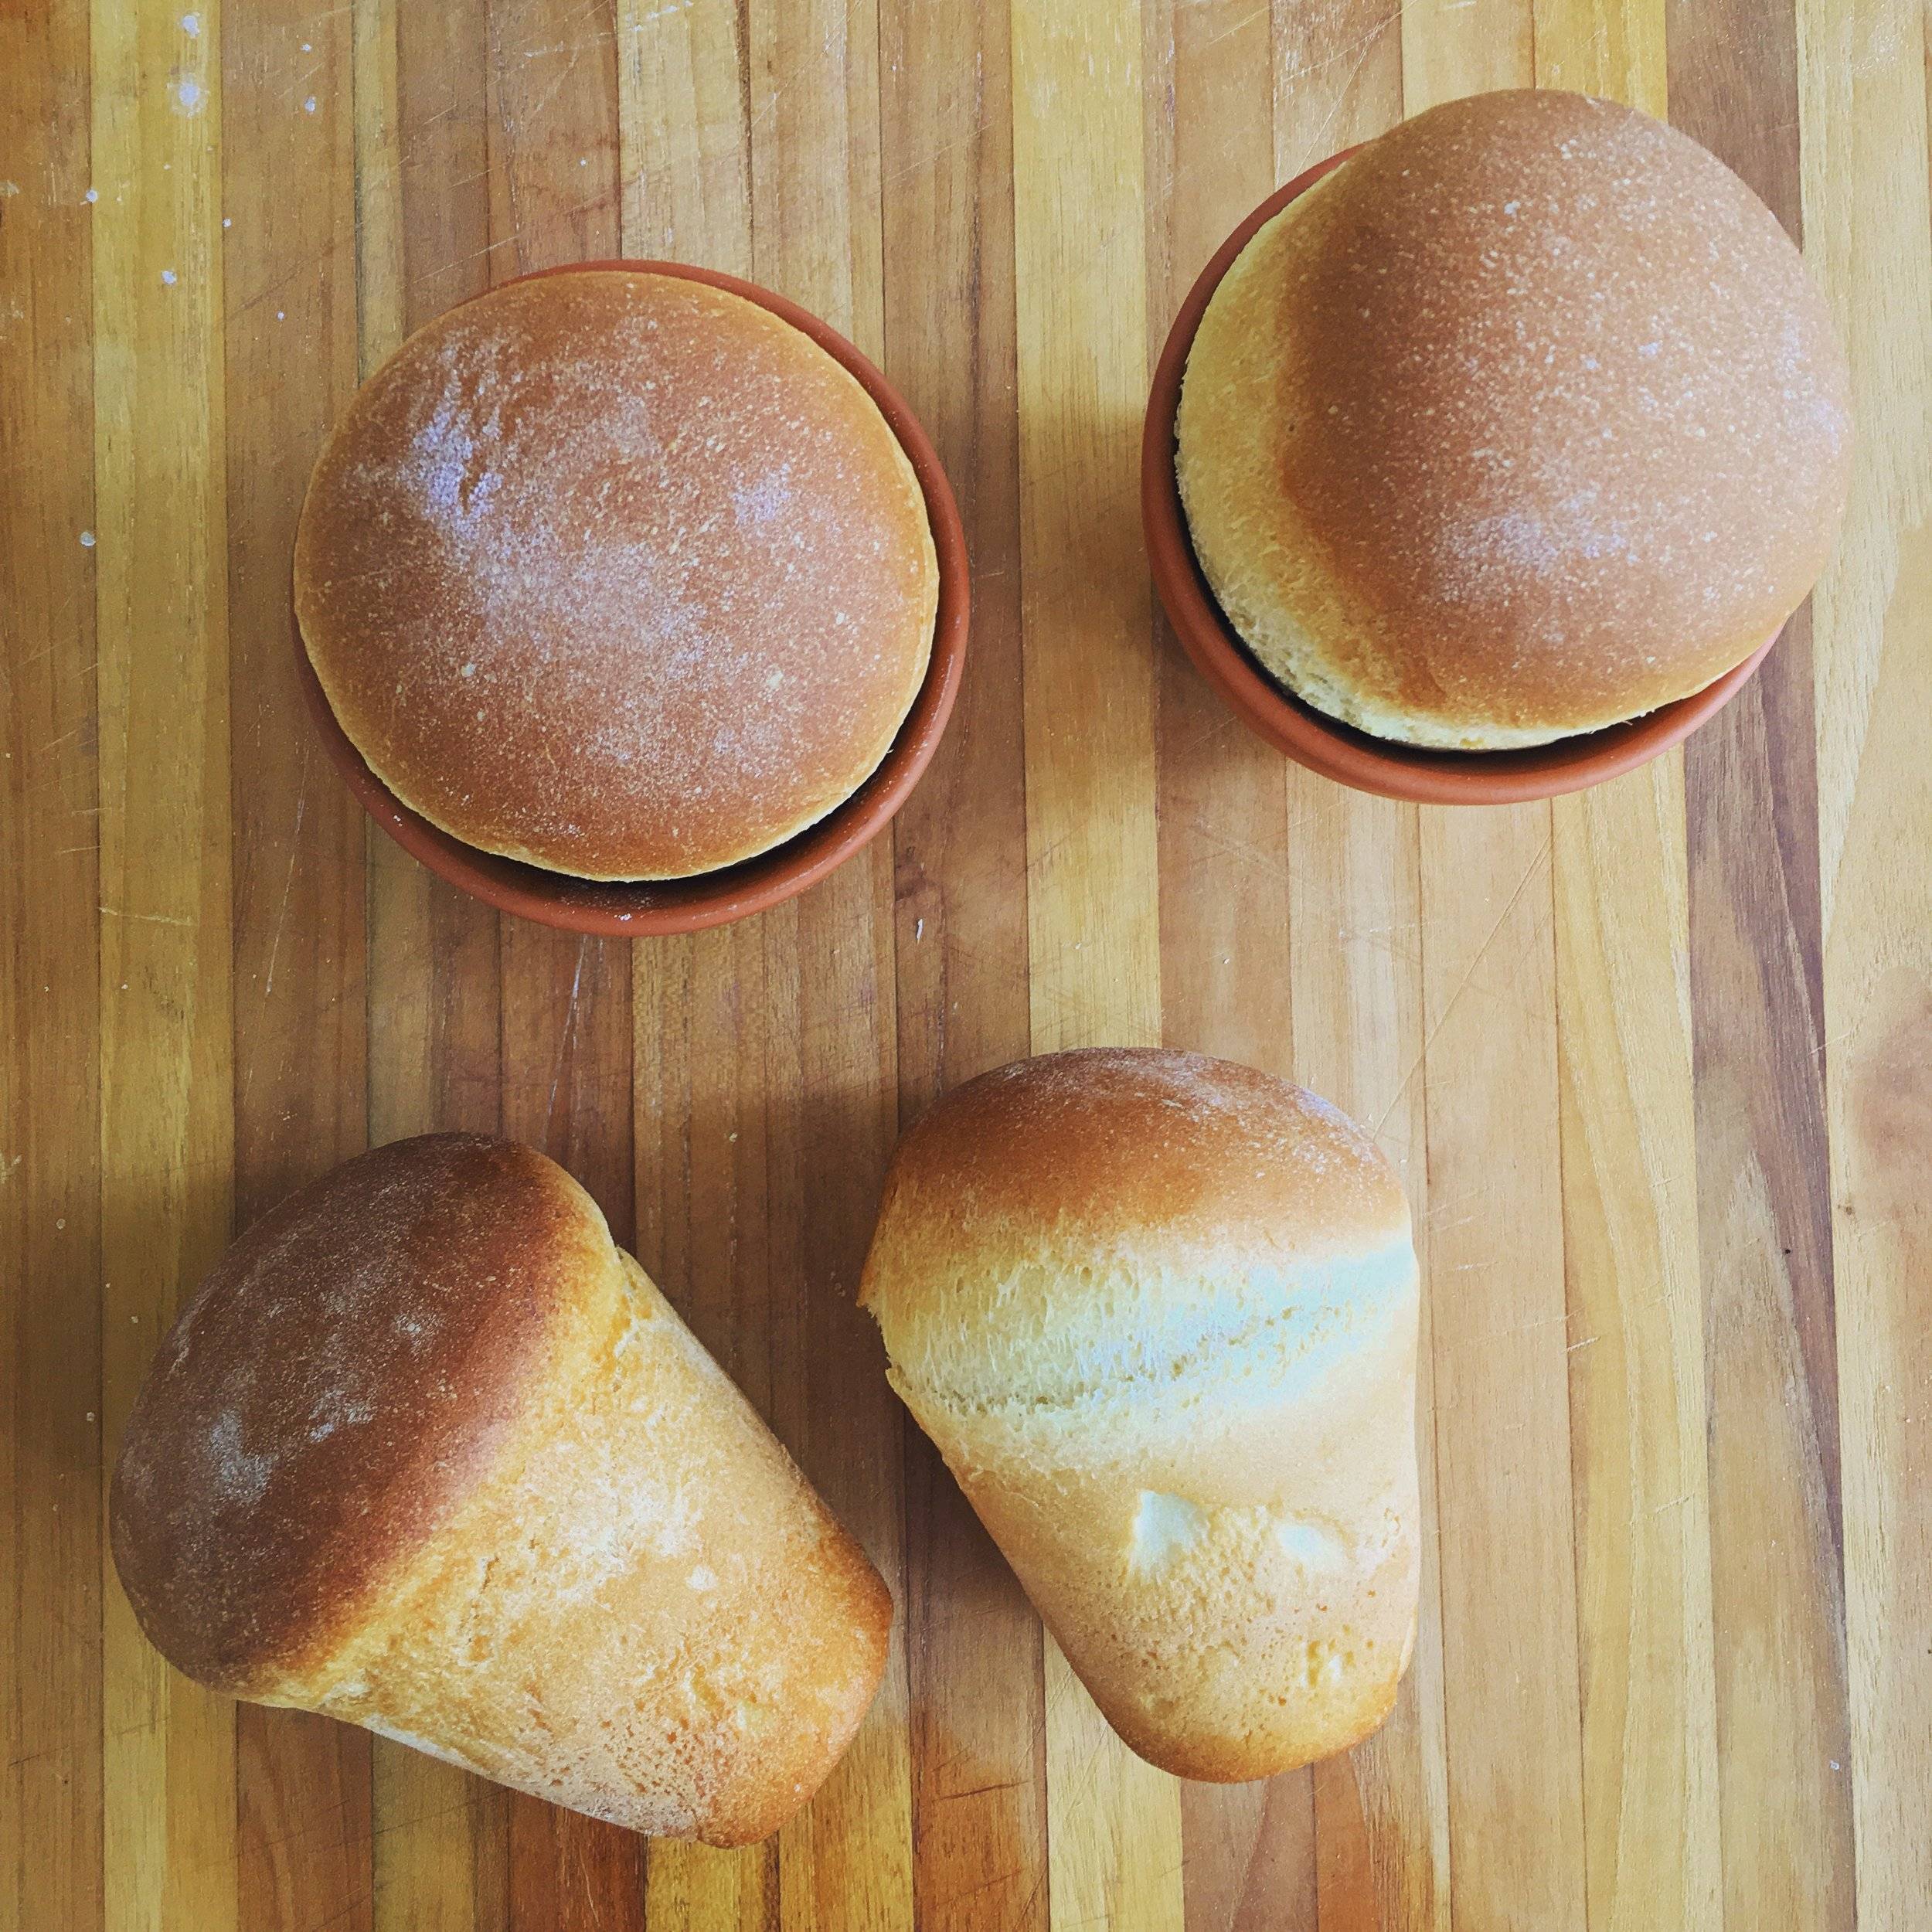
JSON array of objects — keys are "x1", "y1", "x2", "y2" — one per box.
[
  {"x1": 1177, "y1": 90, "x2": 1852, "y2": 748},
  {"x1": 295, "y1": 270, "x2": 937, "y2": 877}
]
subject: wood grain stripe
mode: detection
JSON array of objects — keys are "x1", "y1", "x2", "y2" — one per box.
[
  {"x1": 1144, "y1": 2, "x2": 1313, "y2": 1927},
  {"x1": 1264, "y1": 12, "x2": 1454, "y2": 1932},
  {"x1": 1009, "y1": 3, "x2": 1181, "y2": 1927},
  {"x1": 222, "y1": 0, "x2": 376, "y2": 1923},
  {"x1": 91, "y1": 3, "x2": 241, "y2": 1927},
  {"x1": 1798, "y1": 0, "x2": 1932, "y2": 1919},
  {"x1": 358, "y1": 2, "x2": 512, "y2": 1927},
  {"x1": 1395, "y1": 15, "x2": 1593, "y2": 1932},
  {"x1": 1669, "y1": 3, "x2": 1858, "y2": 1922},
  {"x1": 743, "y1": 17, "x2": 918, "y2": 1926},
  {"x1": 624, "y1": 4, "x2": 917, "y2": 1926},
  {"x1": 476, "y1": 6, "x2": 648, "y2": 1927},
  {"x1": 1, "y1": 3, "x2": 105, "y2": 1927},
  {"x1": 876, "y1": 1, "x2": 1047, "y2": 1927},
  {"x1": 1529, "y1": 11, "x2": 1726, "y2": 1930},
  {"x1": 616, "y1": 4, "x2": 769, "y2": 1923}
]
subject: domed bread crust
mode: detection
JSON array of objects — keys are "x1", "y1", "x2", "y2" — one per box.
[
  {"x1": 111, "y1": 1134, "x2": 892, "y2": 1846},
  {"x1": 859, "y1": 1050, "x2": 1420, "y2": 1781},
  {"x1": 1176, "y1": 89, "x2": 1852, "y2": 750},
  {"x1": 295, "y1": 270, "x2": 937, "y2": 878}
]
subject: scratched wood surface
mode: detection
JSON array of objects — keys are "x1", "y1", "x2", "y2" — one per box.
[{"x1": 2, "y1": 1, "x2": 1927, "y2": 1927}]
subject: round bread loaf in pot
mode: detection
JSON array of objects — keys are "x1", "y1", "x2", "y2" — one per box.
[
  {"x1": 1175, "y1": 88, "x2": 1852, "y2": 752},
  {"x1": 111, "y1": 1134, "x2": 891, "y2": 1845},
  {"x1": 294, "y1": 270, "x2": 938, "y2": 880},
  {"x1": 859, "y1": 1049, "x2": 1420, "y2": 1781}
]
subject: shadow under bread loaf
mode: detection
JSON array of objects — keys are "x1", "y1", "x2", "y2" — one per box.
[
  {"x1": 110, "y1": 1134, "x2": 890, "y2": 1846},
  {"x1": 859, "y1": 1049, "x2": 1420, "y2": 1781},
  {"x1": 1175, "y1": 88, "x2": 1852, "y2": 751}
]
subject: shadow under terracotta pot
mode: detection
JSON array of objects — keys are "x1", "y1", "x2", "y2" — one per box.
[
  {"x1": 1141, "y1": 149, "x2": 1777, "y2": 808},
  {"x1": 296, "y1": 259, "x2": 969, "y2": 937}
]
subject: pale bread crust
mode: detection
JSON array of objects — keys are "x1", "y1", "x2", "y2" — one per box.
[
  {"x1": 111, "y1": 1135, "x2": 891, "y2": 1846},
  {"x1": 1176, "y1": 90, "x2": 1852, "y2": 749},
  {"x1": 859, "y1": 1050, "x2": 1420, "y2": 1781},
  {"x1": 295, "y1": 271, "x2": 937, "y2": 879}
]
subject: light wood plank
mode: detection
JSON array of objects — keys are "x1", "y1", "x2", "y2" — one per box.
[
  {"x1": 1145, "y1": 2, "x2": 1314, "y2": 1926},
  {"x1": 1669, "y1": 5, "x2": 1857, "y2": 1922},
  {"x1": 1798, "y1": 0, "x2": 1932, "y2": 1921},
  {"x1": 222, "y1": 0, "x2": 376, "y2": 1922},
  {"x1": 632, "y1": 927, "x2": 784, "y2": 1932},
  {"x1": 1009, "y1": 4, "x2": 1181, "y2": 1929},
  {"x1": 624, "y1": 5, "x2": 917, "y2": 1927},
  {"x1": 1291, "y1": 789, "x2": 1450, "y2": 1932},
  {"x1": 1529, "y1": 11, "x2": 1724, "y2": 1930},
  {"x1": 478, "y1": 5, "x2": 647, "y2": 1922},
  {"x1": 615, "y1": 6, "x2": 770, "y2": 1922},
  {"x1": 743, "y1": 17, "x2": 917, "y2": 1926},
  {"x1": 875, "y1": 2, "x2": 1047, "y2": 1927},
  {"x1": 0, "y1": 5, "x2": 107, "y2": 1927},
  {"x1": 355, "y1": 2, "x2": 512, "y2": 1926},
  {"x1": 1551, "y1": 757, "x2": 1721, "y2": 1932},
  {"x1": 1265, "y1": 11, "x2": 1452, "y2": 1931},
  {"x1": 91, "y1": 3, "x2": 241, "y2": 1928},
  {"x1": 1396, "y1": 14, "x2": 1589, "y2": 1932}
]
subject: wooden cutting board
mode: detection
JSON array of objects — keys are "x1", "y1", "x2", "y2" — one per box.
[{"x1": 4, "y1": 0, "x2": 1927, "y2": 1927}]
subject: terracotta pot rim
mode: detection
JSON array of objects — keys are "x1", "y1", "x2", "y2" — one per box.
[
  {"x1": 1141, "y1": 148, "x2": 1778, "y2": 806},
  {"x1": 296, "y1": 257, "x2": 969, "y2": 935}
]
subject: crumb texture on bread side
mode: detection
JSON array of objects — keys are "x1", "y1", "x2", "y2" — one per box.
[{"x1": 1175, "y1": 90, "x2": 1853, "y2": 749}]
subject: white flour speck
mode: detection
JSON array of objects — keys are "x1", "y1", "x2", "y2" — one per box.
[{"x1": 80, "y1": 530, "x2": 95, "y2": 548}]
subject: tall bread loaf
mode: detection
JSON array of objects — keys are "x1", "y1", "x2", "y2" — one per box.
[
  {"x1": 859, "y1": 1049, "x2": 1420, "y2": 1781},
  {"x1": 111, "y1": 1134, "x2": 891, "y2": 1845}
]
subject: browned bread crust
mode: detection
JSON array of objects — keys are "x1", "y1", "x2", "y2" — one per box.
[
  {"x1": 295, "y1": 270, "x2": 937, "y2": 878},
  {"x1": 112, "y1": 1134, "x2": 891, "y2": 1845},
  {"x1": 1177, "y1": 90, "x2": 1852, "y2": 749}
]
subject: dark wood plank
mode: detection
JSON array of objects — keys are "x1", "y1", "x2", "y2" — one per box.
[
  {"x1": 0, "y1": 5, "x2": 104, "y2": 1927},
  {"x1": 1668, "y1": 5, "x2": 1857, "y2": 1926},
  {"x1": 876, "y1": 2, "x2": 1045, "y2": 1928}
]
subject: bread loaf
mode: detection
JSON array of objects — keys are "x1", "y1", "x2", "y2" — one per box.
[
  {"x1": 1176, "y1": 89, "x2": 1852, "y2": 749},
  {"x1": 294, "y1": 269, "x2": 938, "y2": 879},
  {"x1": 111, "y1": 1134, "x2": 891, "y2": 1845},
  {"x1": 859, "y1": 1049, "x2": 1420, "y2": 1781}
]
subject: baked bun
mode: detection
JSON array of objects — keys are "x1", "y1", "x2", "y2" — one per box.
[
  {"x1": 294, "y1": 270, "x2": 937, "y2": 878},
  {"x1": 858, "y1": 1049, "x2": 1420, "y2": 1781},
  {"x1": 111, "y1": 1134, "x2": 891, "y2": 1845},
  {"x1": 1175, "y1": 88, "x2": 1852, "y2": 750}
]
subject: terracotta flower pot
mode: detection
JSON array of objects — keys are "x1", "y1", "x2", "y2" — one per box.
[
  {"x1": 296, "y1": 260, "x2": 968, "y2": 935},
  {"x1": 1141, "y1": 149, "x2": 1775, "y2": 806}
]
